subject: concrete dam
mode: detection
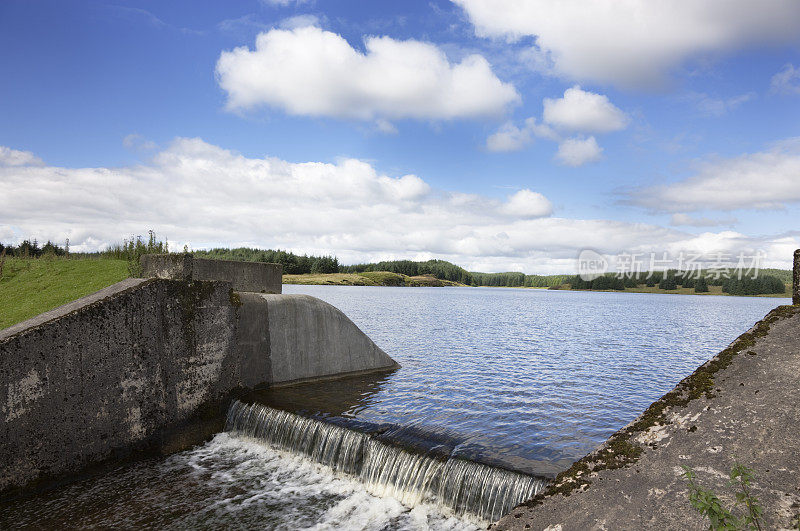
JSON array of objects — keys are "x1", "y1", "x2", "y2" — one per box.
[
  {"x1": 0, "y1": 256, "x2": 399, "y2": 492},
  {"x1": 3, "y1": 253, "x2": 799, "y2": 528},
  {"x1": 0, "y1": 254, "x2": 545, "y2": 525}
]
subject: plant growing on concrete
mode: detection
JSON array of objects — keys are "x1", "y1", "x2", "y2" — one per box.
[{"x1": 682, "y1": 464, "x2": 764, "y2": 530}]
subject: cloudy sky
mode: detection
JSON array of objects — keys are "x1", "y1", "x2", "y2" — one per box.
[{"x1": 1, "y1": 0, "x2": 799, "y2": 272}]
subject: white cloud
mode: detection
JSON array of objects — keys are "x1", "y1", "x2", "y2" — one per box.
[
  {"x1": 487, "y1": 87, "x2": 624, "y2": 162},
  {"x1": 555, "y1": 137, "x2": 602, "y2": 167},
  {"x1": 501, "y1": 189, "x2": 553, "y2": 218},
  {"x1": 771, "y1": 63, "x2": 800, "y2": 95},
  {"x1": 278, "y1": 14, "x2": 320, "y2": 30},
  {"x1": 670, "y1": 213, "x2": 737, "y2": 227},
  {"x1": 630, "y1": 138, "x2": 800, "y2": 212},
  {"x1": 453, "y1": 0, "x2": 800, "y2": 88},
  {"x1": 486, "y1": 117, "x2": 556, "y2": 152},
  {"x1": 2, "y1": 140, "x2": 796, "y2": 272},
  {"x1": 216, "y1": 26, "x2": 519, "y2": 127},
  {"x1": 0, "y1": 146, "x2": 44, "y2": 167},
  {"x1": 688, "y1": 92, "x2": 755, "y2": 117},
  {"x1": 542, "y1": 86, "x2": 628, "y2": 133}
]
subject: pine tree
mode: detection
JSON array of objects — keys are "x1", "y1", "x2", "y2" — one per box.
[{"x1": 695, "y1": 277, "x2": 709, "y2": 293}]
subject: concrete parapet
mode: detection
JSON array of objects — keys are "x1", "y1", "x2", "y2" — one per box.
[{"x1": 141, "y1": 254, "x2": 282, "y2": 294}]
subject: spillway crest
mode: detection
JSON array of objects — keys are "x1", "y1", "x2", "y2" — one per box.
[{"x1": 225, "y1": 400, "x2": 546, "y2": 523}]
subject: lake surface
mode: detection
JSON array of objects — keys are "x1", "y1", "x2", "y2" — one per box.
[
  {"x1": 277, "y1": 286, "x2": 785, "y2": 476},
  {"x1": 1, "y1": 287, "x2": 787, "y2": 529}
]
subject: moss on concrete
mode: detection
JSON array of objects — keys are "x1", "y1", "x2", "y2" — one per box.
[{"x1": 522, "y1": 304, "x2": 800, "y2": 507}]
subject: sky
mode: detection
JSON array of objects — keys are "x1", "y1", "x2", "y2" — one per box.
[{"x1": 1, "y1": 0, "x2": 799, "y2": 273}]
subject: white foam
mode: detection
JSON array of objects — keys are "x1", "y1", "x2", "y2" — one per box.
[{"x1": 171, "y1": 433, "x2": 481, "y2": 530}]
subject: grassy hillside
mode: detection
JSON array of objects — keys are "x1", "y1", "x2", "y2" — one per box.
[
  {"x1": 283, "y1": 272, "x2": 465, "y2": 287},
  {"x1": 0, "y1": 258, "x2": 128, "y2": 330}
]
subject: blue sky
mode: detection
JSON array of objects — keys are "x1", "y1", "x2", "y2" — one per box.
[{"x1": 1, "y1": 0, "x2": 799, "y2": 272}]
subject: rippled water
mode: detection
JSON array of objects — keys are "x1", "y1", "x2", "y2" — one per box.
[
  {"x1": 278, "y1": 286, "x2": 786, "y2": 476},
  {"x1": 1, "y1": 286, "x2": 786, "y2": 529}
]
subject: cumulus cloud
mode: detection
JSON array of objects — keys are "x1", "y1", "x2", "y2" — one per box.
[
  {"x1": 771, "y1": 63, "x2": 800, "y2": 95},
  {"x1": 487, "y1": 87, "x2": 625, "y2": 165},
  {"x1": 629, "y1": 138, "x2": 800, "y2": 212},
  {"x1": 542, "y1": 86, "x2": 628, "y2": 133},
  {"x1": 3, "y1": 139, "x2": 796, "y2": 272},
  {"x1": 486, "y1": 117, "x2": 556, "y2": 152},
  {"x1": 500, "y1": 189, "x2": 553, "y2": 218},
  {"x1": 0, "y1": 146, "x2": 44, "y2": 167},
  {"x1": 216, "y1": 26, "x2": 519, "y2": 127},
  {"x1": 555, "y1": 136, "x2": 602, "y2": 167},
  {"x1": 453, "y1": 0, "x2": 800, "y2": 88}
]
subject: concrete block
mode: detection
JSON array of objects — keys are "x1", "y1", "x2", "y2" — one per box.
[
  {"x1": 140, "y1": 254, "x2": 282, "y2": 294},
  {"x1": 192, "y1": 258, "x2": 281, "y2": 294}
]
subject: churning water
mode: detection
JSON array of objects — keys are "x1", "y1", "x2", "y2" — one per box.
[{"x1": 0, "y1": 287, "x2": 787, "y2": 529}]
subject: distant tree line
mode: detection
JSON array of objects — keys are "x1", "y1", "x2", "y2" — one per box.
[
  {"x1": 341, "y1": 259, "x2": 473, "y2": 284},
  {"x1": 567, "y1": 269, "x2": 784, "y2": 295},
  {"x1": 722, "y1": 276, "x2": 785, "y2": 296},
  {"x1": 469, "y1": 271, "x2": 571, "y2": 288},
  {"x1": 0, "y1": 239, "x2": 67, "y2": 258},
  {"x1": 193, "y1": 247, "x2": 339, "y2": 275}
]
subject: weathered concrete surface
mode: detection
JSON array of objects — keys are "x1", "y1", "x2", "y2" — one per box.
[
  {"x1": 235, "y1": 292, "x2": 272, "y2": 388},
  {"x1": 1, "y1": 268, "x2": 396, "y2": 496},
  {"x1": 141, "y1": 254, "x2": 282, "y2": 294},
  {"x1": 494, "y1": 305, "x2": 800, "y2": 530},
  {"x1": 0, "y1": 278, "x2": 243, "y2": 496},
  {"x1": 260, "y1": 294, "x2": 399, "y2": 385}
]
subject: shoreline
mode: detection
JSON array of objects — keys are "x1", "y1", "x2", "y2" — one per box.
[{"x1": 283, "y1": 273, "x2": 790, "y2": 299}]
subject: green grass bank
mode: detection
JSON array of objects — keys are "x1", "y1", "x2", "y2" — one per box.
[{"x1": 0, "y1": 258, "x2": 128, "y2": 329}]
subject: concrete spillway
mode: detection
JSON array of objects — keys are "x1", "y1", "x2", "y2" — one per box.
[
  {"x1": 226, "y1": 400, "x2": 546, "y2": 524},
  {"x1": 0, "y1": 256, "x2": 397, "y2": 496}
]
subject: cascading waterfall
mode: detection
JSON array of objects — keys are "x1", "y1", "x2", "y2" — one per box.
[{"x1": 225, "y1": 400, "x2": 547, "y2": 523}]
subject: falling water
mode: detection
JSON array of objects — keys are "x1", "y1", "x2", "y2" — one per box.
[{"x1": 225, "y1": 400, "x2": 547, "y2": 523}]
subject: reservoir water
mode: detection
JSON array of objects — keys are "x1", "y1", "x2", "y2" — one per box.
[{"x1": 0, "y1": 287, "x2": 788, "y2": 529}]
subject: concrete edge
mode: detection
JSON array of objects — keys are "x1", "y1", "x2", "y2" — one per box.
[
  {"x1": 267, "y1": 364, "x2": 401, "y2": 389},
  {"x1": 506, "y1": 303, "x2": 800, "y2": 515},
  {"x1": 0, "y1": 278, "x2": 151, "y2": 342}
]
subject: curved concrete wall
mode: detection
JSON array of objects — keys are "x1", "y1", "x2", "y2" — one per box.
[{"x1": 260, "y1": 294, "x2": 398, "y2": 385}]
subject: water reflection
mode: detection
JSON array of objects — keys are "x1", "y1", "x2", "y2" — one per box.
[{"x1": 249, "y1": 369, "x2": 397, "y2": 419}]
